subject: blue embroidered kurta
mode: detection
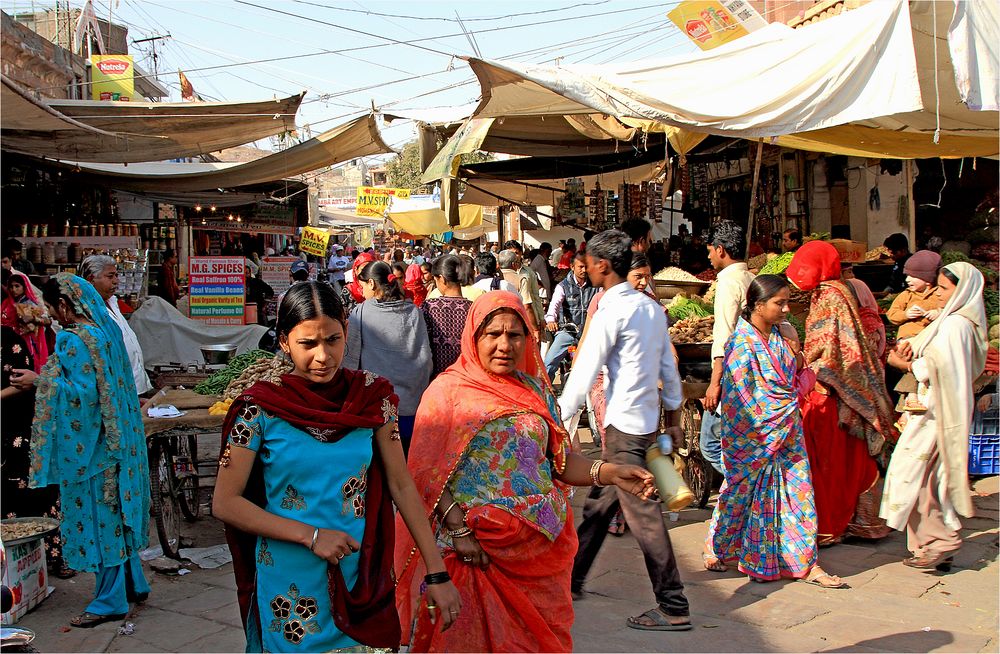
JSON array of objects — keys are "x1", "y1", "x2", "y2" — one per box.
[{"x1": 228, "y1": 404, "x2": 373, "y2": 652}]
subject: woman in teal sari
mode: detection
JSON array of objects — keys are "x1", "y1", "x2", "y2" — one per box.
[{"x1": 11, "y1": 274, "x2": 150, "y2": 627}]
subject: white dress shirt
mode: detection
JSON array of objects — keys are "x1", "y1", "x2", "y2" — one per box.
[
  {"x1": 558, "y1": 282, "x2": 682, "y2": 435},
  {"x1": 472, "y1": 277, "x2": 517, "y2": 294},
  {"x1": 107, "y1": 296, "x2": 153, "y2": 394},
  {"x1": 711, "y1": 262, "x2": 755, "y2": 360}
]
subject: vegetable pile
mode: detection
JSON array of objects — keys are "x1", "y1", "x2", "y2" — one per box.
[
  {"x1": 666, "y1": 294, "x2": 712, "y2": 321},
  {"x1": 193, "y1": 349, "x2": 274, "y2": 395},
  {"x1": 669, "y1": 316, "x2": 715, "y2": 343},
  {"x1": 758, "y1": 252, "x2": 795, "y2": 276}
]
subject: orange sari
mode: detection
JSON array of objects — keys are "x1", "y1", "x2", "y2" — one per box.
[{"x1": 395, "y1": 291, "x2": 575, "y2": 652}]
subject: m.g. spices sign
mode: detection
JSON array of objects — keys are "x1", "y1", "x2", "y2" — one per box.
[
  {"x1": 90, "y1": 54, "x2": 134, "y2": 101},
  {"x1": 188, "y1": 257, "x2": 245, "y2": 326}
]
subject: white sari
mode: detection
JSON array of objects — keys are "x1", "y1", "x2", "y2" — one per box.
[{"x1": 880, "y1": 262, "x2": 988, "y2": 531}]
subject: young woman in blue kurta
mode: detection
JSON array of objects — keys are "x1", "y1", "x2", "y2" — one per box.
[{"x1": 213, "y1": 281, "x2": 460, "y2": 653}]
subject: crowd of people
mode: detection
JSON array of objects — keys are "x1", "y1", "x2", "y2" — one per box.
[{"x1": 0, "y1": 220, "x2": 993, "y2": 651}]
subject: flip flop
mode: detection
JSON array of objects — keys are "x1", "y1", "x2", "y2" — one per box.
[
  {"x1": 801, "y1": 569, "x2": 848, "y2": 589},
  {"x1": 702, "y1": 552, "x2": 727, "y2": 572},
  {"x1": 627, "y1": 608, "x2": 693, "y2": 631},
  {"x1": 70, "y1": 612, "x2": 127, "y2": 629}
]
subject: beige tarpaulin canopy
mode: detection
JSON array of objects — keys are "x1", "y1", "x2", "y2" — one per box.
[
  {"x1": 1, "y1": 75, "x2": 304, "y2": 163},
  {"x1": 461, "y1": 0, "x2": 997, "y2": 158},
  {"x1": 386, "y1": 194, "x2": 483, "y2": 236},
  {"x1": 46, "y1": 115, "x2": 393, "y2": 193}
]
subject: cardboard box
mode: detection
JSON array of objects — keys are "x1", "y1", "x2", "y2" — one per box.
[
  {"x1": 1, "y1": 539, "x2": 49, "y2": 625},
  {"x1": 829, "y1": 239, "x2": 867, "y2": 263}
]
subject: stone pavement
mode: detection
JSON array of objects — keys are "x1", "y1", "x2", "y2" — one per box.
[{"x1": 15, "y1": 475, "x2": 999, "y2": 653}]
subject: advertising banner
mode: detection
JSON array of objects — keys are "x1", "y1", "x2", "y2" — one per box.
[
  {"x1": 90, "y1": 54, "x2": 134, "y2": 101},
  {"x1": 299, "y1": 226, "x2": 331, "y2": 257},
  {"x1": 260, "y1": 256, "x2": 299, "y2": 295},
  {"x1": 352, "y1": 226, "x2": 374, "y2": 249},
  {"x1": 667, "y1": 0, "x2": 765, "y2": 51},
  {"x1": 188, "y1": 257, "x2": 245, "y2": 326},
  {"x1": 356, "y1": 187, "x2": 411, "y2": 218}
]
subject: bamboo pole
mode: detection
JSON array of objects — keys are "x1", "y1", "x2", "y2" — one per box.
[{"x1": 746, "y1": 139, "x2": 764, "y2": 254}]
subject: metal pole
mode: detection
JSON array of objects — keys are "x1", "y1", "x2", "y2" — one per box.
[{"x1": 746, "y1": 139, "x2": 764, "y2": 255}]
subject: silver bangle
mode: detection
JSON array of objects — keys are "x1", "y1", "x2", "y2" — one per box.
[
  {"x1": 309, "y1": 527, "x2": 319, "y2": 552},
  {"x1": 590, "y1": 459, "x2": 605, "y2": 487}
]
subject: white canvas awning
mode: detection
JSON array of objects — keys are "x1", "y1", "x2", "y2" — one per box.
[
  {"x1": 462, "y1": 0, "x2": 998, "y2": 158},
  {"x1": 1, "y1": 75, "x2": 304, "y2": 163}
]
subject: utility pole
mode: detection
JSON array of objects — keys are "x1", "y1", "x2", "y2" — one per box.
[{"x1": 132, "y1": 34, "x2": 171, "y2": 82}]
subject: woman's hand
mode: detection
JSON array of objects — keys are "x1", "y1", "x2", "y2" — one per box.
[
  {"x1": 309, "y1": 528, "x2": 360, "y2": 565},
  {"x1": 452, "y1": 533, "x2": 490, "y2": 570},
  {"x1": 9, "y1": 369, "x2": 37, "y2": 391},
  {"x1": 425, "y1": 581, "x2": 462, "y2": 631},
  {"x1": 601, "y1": 464, "x2": 656, "y2": 501},
  {"x1": 923, "y1": 309, "x2": 940, "y2": 321}
]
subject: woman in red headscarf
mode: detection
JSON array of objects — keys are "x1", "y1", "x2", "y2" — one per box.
[
  {"x1": 404, "y1": 263, "x2": 428, "y2": 306},
  {"x1": 785, "y1": 241, "x2": 898, "y2": 546},
  {"x1": 3, "y1": 270, "x2": 50, "y2": 372},
  {"x1": 395, "y1": 291, "x2": 656, "y2": 653},
  {"x1": 340, "y1": 251, "x2": 378, "y2": 314}
]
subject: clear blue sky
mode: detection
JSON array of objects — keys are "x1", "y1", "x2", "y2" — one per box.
[{"x1": 4, "y1": 1, "x2": 705, "y2": 153}]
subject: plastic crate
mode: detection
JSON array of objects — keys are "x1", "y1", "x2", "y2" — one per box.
[{"x1": 969, "y1": 434, "x2": 999, "y2": 475}]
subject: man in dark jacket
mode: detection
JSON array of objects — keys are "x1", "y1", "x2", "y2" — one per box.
[{"x1": 542, "y1": 251, "x2": 599, "y2": 381}]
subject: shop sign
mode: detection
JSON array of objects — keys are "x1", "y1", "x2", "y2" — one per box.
[
  {"x1": 318, "y1": 196, "x2": 357, "y2": 209},
  {"x1": 90, "y1": 54, "x2": 134, "y2": 101},
  {"x1": 188, "y1": 257, "x2": 245, "y2": 326},
  {"x1": 356, "y1": 187, "x2": 411, "y2": 218},
  {"x1": 299, "y1": 226, "x2": 331, "y2": 257},
  {"x1": 261, "y1": 256, "x2": 299, "y2": 295},
  {"x1": 353, "y1": 226, "x2": 374, "y2": 249},
  {"x1": 667, "y1": 0, "x2": 765, "y2": 51}
]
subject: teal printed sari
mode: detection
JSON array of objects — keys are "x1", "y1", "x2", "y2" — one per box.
[{"x1": 29, "y1": 274, "x2": 149, "y2": 573}]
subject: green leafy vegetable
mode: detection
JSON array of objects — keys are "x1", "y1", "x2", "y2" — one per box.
[
  {"x1": 193, "y1": 349, "x2": 275, "y2": 395},
  {"x1": 666, "y1": 295, "x2": 712, "y2": 321},
  {"x1": 758, "y1": 252, "x2": 795, "y2": 276}
]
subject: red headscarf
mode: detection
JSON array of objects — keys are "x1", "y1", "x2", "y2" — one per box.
[
  {"x1": 221, "y1": 369, "x2": 402, "y2": 649},
  {"x1": 394, "y1": 291, "x2": 568, "y2": 642},
  {"x1": 6, "y1": 271, "x2": 49, "y2": 372},
  {"x1": 346, "y1": 252, "x2": 378, "y2": 303},
  {"x1": 403, "y1": 263, "x2": 427, "y2": 306},
  {"x1": 785, "y1": 240, "x2": 841, "y2": 291}
]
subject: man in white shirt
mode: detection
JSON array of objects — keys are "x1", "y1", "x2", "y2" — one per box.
[
  {"x1": 327, "y1": 245, "x2": 350, "y2": 293},
  {"x1": 80, "y1": 255, "x2": 153, "y2": 395},
  {"x1": 701, "y1": 220, "x2": 755, "y2": 476},
  {"x1": 558, "y1": 229, "x2": 691, "y2": 631},
  {"x1": 542, "y1": 251, "x2": 598, "y2": 380},
  {"x1": 471, "y1": 252, "x2": 517, "y2": 294}
]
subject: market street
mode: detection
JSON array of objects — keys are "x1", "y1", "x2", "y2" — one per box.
[{"x1": 17, "y1": 470, "x2": 998, "y2": 653}]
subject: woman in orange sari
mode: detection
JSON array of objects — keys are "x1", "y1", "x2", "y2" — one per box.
[{"x1": 396, "y1": 291, "x2": 656, "y2": 653}]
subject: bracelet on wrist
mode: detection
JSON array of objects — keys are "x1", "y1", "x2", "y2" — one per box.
[
  {"x1": 309, "y1": 527, "x2": 319, "y2": 552},
  {"x1": 448, "y1": 526, "x2": 473, "y2": 539},
  {"x1": 439, "y1": 500, "x2": 460, "y2": 521},
  {"x1": 590, "y1": 459, "x2": 606, "y2": 487},
  {"x1": 424, "y1": 571, "x2": 451, "y2": 586}
]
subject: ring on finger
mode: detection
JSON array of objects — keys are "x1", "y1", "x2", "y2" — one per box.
[{"x1": 462, "y1": 556, "x2": 473, "y2": 562}]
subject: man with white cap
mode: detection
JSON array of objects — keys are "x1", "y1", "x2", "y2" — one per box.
[{"x1": 327, "y1": 244, "x2": 350, "y2": 293}]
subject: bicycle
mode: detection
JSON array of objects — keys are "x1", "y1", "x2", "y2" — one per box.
[
  {"x1": 147, "y1": 428, "x2": 202, "y2": 559},
  {"x1": 674, "y1": 384, "x2": 717, "y2": 509}
]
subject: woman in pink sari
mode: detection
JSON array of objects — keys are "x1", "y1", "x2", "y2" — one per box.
[{"x1": 2, "y1": 270, "x2": 49, "y2": 372}]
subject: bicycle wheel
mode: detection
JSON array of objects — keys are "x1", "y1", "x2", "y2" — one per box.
[
  {"x1": 149, "y1": 439, "x2": 182, "y2": 559},
  {"x1": 174, "y1": 434, "x2": 201, "y2": 522},
  {"x1": 683, "y1": 450, "x2": 715, "y2": 509}
]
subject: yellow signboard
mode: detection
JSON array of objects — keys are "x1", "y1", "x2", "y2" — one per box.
[
  {"x1": 90, "y1": 54, "x2": 134, "y2": 101},
  {"x1": 667, "y1": 0, "x2": 762, "y2": 51},
  {"x1": 299, "y1": 226, "x2": 331, "y2": 257},
  {"x1": 356, "y1": 187, "x2": 411, "y2": 218}
]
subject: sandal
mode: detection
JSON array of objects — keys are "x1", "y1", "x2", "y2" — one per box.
[
  {"x1": 608, "y1": 515, "x2": 626, "y2": 537},
  {"x1": 702, "y1": 552, "x2": 727, "y2": 572},
  {"x1": 627, "y1": 607, "x2": 692, "y2": 631},
  {"x1": 801, "y1": 567, "x2": 848, "y2": 589},
  {"x1": 70, "y1": 611, "x2": 127, "y2": 629},
  {"x1": 50, "y1": 563, "x2": 77, "y2": 580}
]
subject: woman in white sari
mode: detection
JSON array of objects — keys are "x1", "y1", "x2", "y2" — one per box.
[{"x1": 881, "y1": 262, "x2": 988, "y2": 570}]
